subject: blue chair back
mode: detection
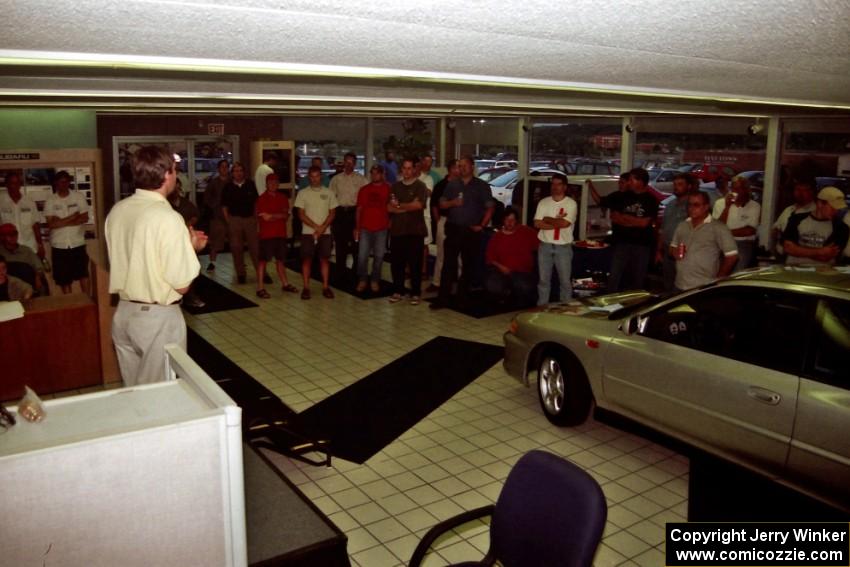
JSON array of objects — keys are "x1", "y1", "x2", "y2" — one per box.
[{"x1": 490, "y1": 450, "x2": 607, "y2": 567}]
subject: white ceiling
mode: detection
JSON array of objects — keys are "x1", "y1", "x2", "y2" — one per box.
[{"x1": 2, "y1": 0, "x2": 850, "y2": 115}]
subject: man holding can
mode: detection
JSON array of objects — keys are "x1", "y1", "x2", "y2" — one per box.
[{"x1": 670, "y1": 191, "x2": 738, "y2": 292}]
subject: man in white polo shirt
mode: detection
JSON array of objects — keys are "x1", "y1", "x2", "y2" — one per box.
[
  {"x1": 329, "y1": 152, "x2": 368, "y2": 270},
  {"x1": 44, "y1": 170, "x2": 91, "y2": 294},
  {"x1": 0, "y1": 171, "x2": 44, "y2": 258},
  {"x1": 713, "y1": 175, "x2": 760, "y2": 271},
  {"x1": 534, "y1": 173, "x2": 577, "y2": 305},
  {"x1": 106, "y1": 146, "x2": 207, "y2": 386}
]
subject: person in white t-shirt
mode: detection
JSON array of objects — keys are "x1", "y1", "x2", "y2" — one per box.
[
  {"x1": 0, "y1": 171, "x2": 44, "y2": 257},
  {"x1": 713, "y1": 176, "x2": 761, "y2": 271},
  {"x1": 254, "y1": 151, "x2": 278, "y2": 196},
  {"x1": 294, "y1": 165, "x2": 338, "y2": 299},
  {"x1": 533, "y1": 173, "x2": 577, "y2": 305},
  {"x1": 44, "y1": 171, "x2": 91, "y2": 294}
]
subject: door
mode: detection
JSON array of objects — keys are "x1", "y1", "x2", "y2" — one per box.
[
  {"x1": 787, "y1": 297, "x2": 850, "y2": 508},
  {"x1": 603, "y1": 286, "x2": 813, "y2": 473}
]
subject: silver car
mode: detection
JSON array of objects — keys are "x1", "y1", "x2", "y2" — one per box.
[{"x1": 503, "y1": 267, "x2": 850, "y2": 511}]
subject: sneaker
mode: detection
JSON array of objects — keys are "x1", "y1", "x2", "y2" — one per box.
[
  {"x1": 388, "y1": 293, "x2": 402, "y2": 303},
  {"x1": 355, "y1": 281, "x2": 367, "y2": 293},
  {"x1": 410, "y1": 296, "x2": 421, "y2": 306},
  {"x1": 206, "y1": 263, "x2": 215, "y2": 272},
  {"x1": 237, "y1": 275, "x2": 247, "y2": 285},
  {"x1": 370, "y1": 281, "x2": 380, "y2": 293}
]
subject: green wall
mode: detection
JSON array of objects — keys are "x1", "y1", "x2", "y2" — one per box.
[{"x1": 0, "y1": 110, "x2": 97, "y2": 149}]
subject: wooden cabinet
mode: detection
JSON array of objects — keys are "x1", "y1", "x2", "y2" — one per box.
[{"x1": 0, "y1": 294, "x2": 101, "y2": 401}]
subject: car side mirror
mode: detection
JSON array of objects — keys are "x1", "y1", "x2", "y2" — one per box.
[{"x1": 621, "y1": 317, "x2": 638, "y2": 335}]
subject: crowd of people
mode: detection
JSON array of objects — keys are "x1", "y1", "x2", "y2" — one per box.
[{"x1": 179, "y1": 153, "x2": 850, "y2": 312}]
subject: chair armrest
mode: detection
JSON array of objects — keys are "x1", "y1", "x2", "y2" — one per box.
[{"x1": 409, "y1": 504, "x2": 495, "y2": 567}]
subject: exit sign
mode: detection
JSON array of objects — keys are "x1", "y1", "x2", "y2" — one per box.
[{"x1": 208, "y1": 123, "x2": 225, "y2": 135}]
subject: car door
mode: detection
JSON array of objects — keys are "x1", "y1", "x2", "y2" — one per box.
[
  {"x1": 602, "y1": 286, "x2": 813, "y2": 474},
  {"x1": 786, "y1": 297, "x2": 850, "y2": 507}
]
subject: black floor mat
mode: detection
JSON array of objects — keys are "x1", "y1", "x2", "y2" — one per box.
[
  {"x1": 182, "y1": 275, "x2": 258, "y2": 315},
  {"x1": 291, "y1": 336, "x2": 504, "y2": 463},
  {"x1": 424, "y1": 291, "x2": 529, "y2": 319},
  {"x1": 187, "y1": 328, "x2": 296, "y2": 428},
  {"x1": 284, "y1": 256, "x2": 397, "y2": 299}
]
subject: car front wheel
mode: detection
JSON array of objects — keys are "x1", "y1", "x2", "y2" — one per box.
[{"x1": 538, "y1": 353, "x2": 591, "y2": 426}]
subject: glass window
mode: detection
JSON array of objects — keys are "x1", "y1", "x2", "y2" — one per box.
[
  {"x1": 635, "y1": 117, "x2": 766, "y2": 201},
  {"x1": 639, "y1": 286, "x2": 813, "y2": 374},
  {"x1": 284, "y1": 117, "x2": 367, "y2": 183},
  {"x1": 530, "y1": 119, "x2": 622, "y2": 175},
  {"x1": 808, "y1": 299, "x2": 850, "y2": 389},
  {"x1": 373, "y1": 118, "x2": 437, "y2": 182}
]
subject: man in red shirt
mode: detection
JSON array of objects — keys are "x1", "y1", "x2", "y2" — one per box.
[
  {"x1": 255, "y1": 173, "x2": 298, "y2": 298},
  {"x1": 354, "y1": 164, "x2": 391, "y2": 292},
  {"x1": 485, "y1": 206, "x2": 539, "y2": 306}
]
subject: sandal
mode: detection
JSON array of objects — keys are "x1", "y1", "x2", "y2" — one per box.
[
  {"x1": 322, "y1": 287, "x2": 335, "y2": 299},
  {"x1": 256, "y1": 289, "x2": 271, "y2": 299},
  {"x1": 301, "y1": 289, "x2": 311, "y2": 300},
  {"x1": 281, "y1": 284, "x2": 298, "y2": 293}
]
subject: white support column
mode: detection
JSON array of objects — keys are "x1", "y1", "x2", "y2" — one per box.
[
  {"x1": 760, "y1": 116, "x2": 782, "y2": 252},
  {"x1": 518, "y1": 117, "x2": 531, "y2": 224},
  {"x1": 365, "y1": 117, "x2": 374, "y2": 171},
  {"x1": 438, "y1": 118, "x2": 447, "y2": 167},
  {"x1": 620, "y1": 117, "x2": 636, "y2": 172}
]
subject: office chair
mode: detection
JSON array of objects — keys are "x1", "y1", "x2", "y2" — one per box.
[{"x1": 409, "y1": 449, "x2": 607, "y2": 567}]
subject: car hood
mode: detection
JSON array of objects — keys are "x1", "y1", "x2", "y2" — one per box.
[{"x1": 538, "y1": 290, "x2": 653, "y2": 319}]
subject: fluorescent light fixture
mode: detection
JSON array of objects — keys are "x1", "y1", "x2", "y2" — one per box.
[{"x1": 1, "y1": 49, "x2": 849, "y2": 112}]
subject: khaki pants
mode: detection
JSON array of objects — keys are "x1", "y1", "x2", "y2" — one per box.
[
  {"x1": 228, "y1": 215, "x2": 259, "y2": 277},
  {"x1": 112, "y1": 300, "x2": 186, "y2": 386}
]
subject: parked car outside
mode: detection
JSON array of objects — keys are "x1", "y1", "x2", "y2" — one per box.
[
  {"x1": 503, "y1": 267, "x2": 850, "y2": 512},
  {"x1": 572, "y1": 161, "x2": 621, "y2": 176},
  {"x1": 490, "y1": 168, "x2": 562, "y2": 208},
  {"x1": 683, "y1": 162, "x2": 738, "y2": 183},
  {"x1": 478, "y1": 166, "x2": 514, "y2": 184},
  {"x1": 648, "y1": 168, "x2": 680, "y2": 193}
]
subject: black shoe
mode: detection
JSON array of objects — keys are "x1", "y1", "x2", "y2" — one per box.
[
  {"x1": 263, "y1": 274, "x2": 273, "y2": 284},
  {"x1": 237, "y1": 275, "x2": 246, "y2": 284},
  {"x1": 206, "y1": 262, "x2": 215, "y2": 272}
]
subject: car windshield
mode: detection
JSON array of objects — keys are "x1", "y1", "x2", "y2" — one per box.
[{"x1": 489, "y1": 170, "x2": 519, "y2": 187}]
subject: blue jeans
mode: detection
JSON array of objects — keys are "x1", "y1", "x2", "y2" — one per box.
[
  {"x1": 537, "y1": 242, "x2": 573, "y2": 305},
  {"x1": 485, "y1": 266, "x2": 537, "y2": 307},
  {"x1": 357, "y1": 229, "x2": 388, "y2": 282}
]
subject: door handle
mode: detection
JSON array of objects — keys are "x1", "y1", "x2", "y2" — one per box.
[{"x1": 747, "y1": 386, "x2": 781, "y2": 406}]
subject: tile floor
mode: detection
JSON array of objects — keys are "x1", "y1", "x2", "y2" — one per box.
[{"x1": 164, "y1": 254, "x2": 691, "y2": 566}]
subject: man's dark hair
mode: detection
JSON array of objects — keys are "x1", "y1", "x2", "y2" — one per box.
[
  {"x1": 132, "y1": 146, "x2": 175, "y2": 190},
  {"x1": 401, "y1": 158, "x2": 416, "y2": 169},
  {"x1": 619, "y1": 172, "x2": 630, "y2": 182},
  {"x1": 344, "y1": 152, "x2": 357, "y2": 161},
  {"x1": 794, "y1": 178, "x2": 816, "y2": 191},
  {"x1": 311, "y1": 156, "x2": 323, "y2": 165},
  {"x1": 54, "y1": 170, "x2": 72, "y2": 182},
  {"x1": 308, "y1": 165, "x2": 322, "y2": 175},
  {"x1": 629, "y1": 167, "x2": 649, "y2": 186},
  {"x1": 689, "y1": 190, "x2": 710, "y2": 205},
  {"x1": 672, "y1": 172, "x2": 689, "y2": 183},
  {"x1": 217, "y1": 159, "x2": 229, "y2": 168},
  {"x1": 446, "y1": 158, "x2": 459, "y2": 169},
  {"x1": 551, "y1": 172, "x2": 569, "y2": 185},
  {"x1": 263, "y1": 151, "x2": 278, "y2": 163},
  {"x1": 503, "y1": 206, "x2": 520, "y2": 220}
]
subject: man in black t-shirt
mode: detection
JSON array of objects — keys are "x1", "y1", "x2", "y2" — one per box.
[
  {"x1": 607, "y1": 168, "x2": 658, "y2": 292},
  {"x1": 782, "y1": 186, "x2": 849, "y2": 266}
]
